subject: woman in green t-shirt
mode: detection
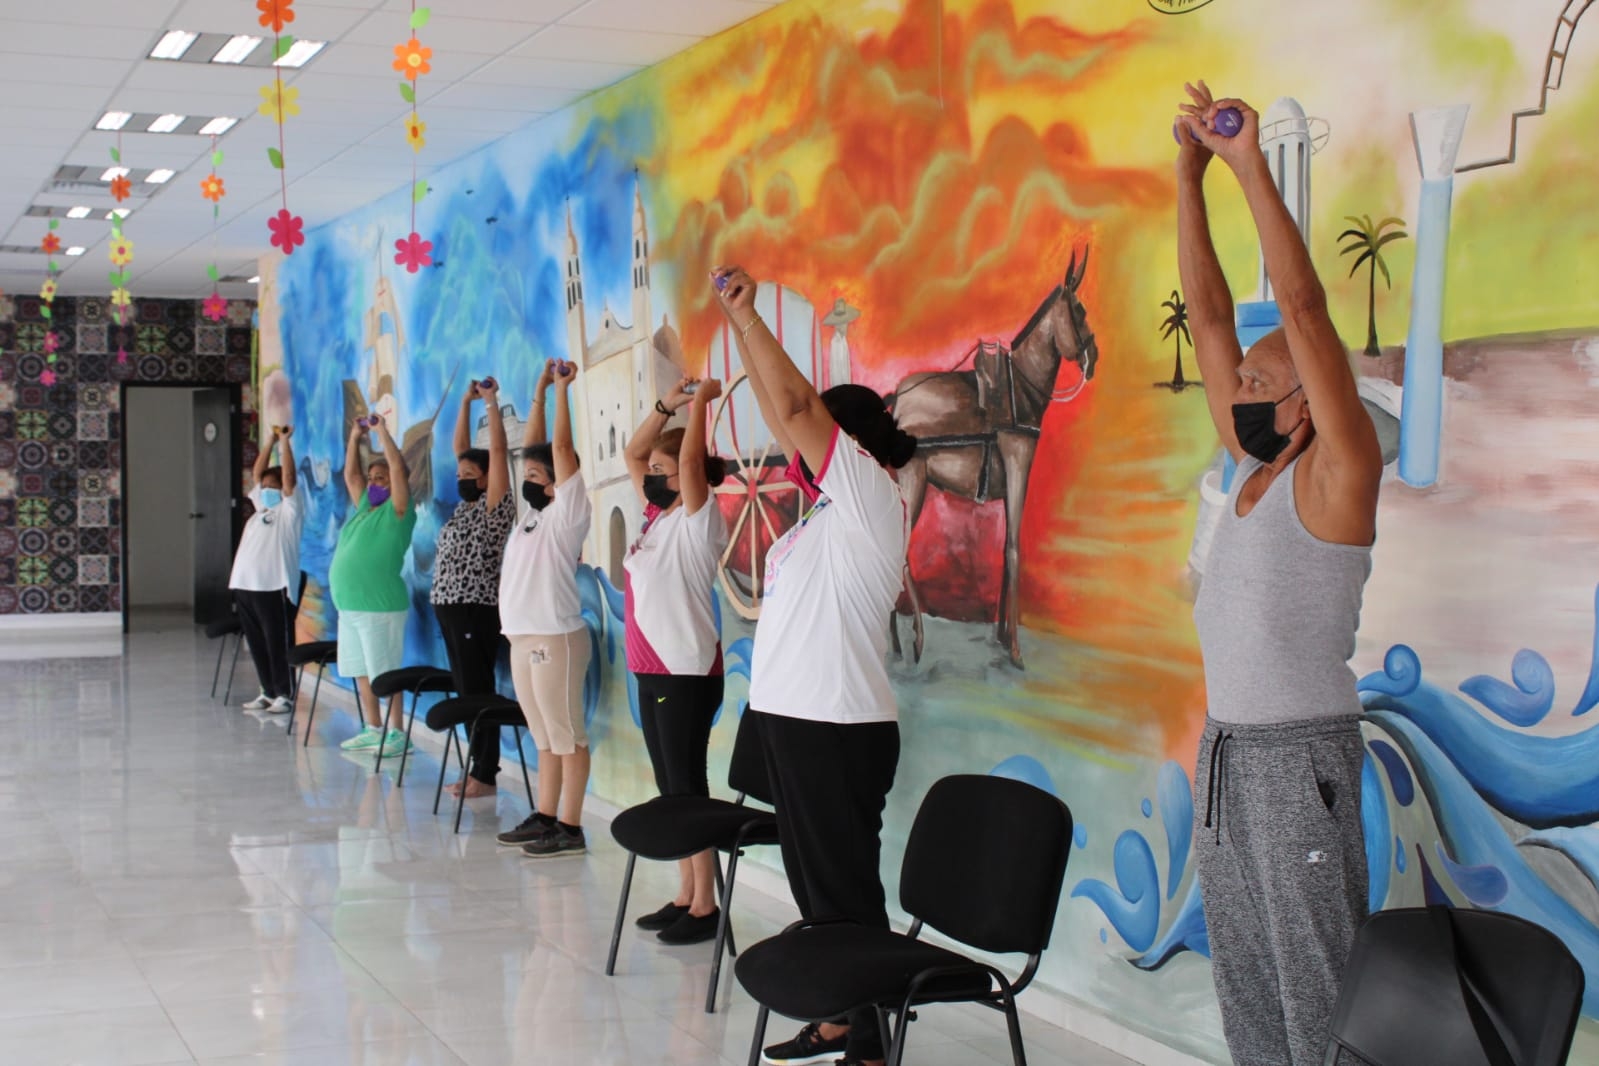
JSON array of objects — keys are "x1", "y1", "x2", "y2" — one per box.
[{"x1": 327, "y1": 416, "x2": 418, "y2": 756}]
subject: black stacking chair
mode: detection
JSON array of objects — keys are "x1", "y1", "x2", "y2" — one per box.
[
  {"x1": 369, "y1": 666, "x2": 455, "y2": 785},
  {"x1": 286, "y1": 641, "x2": 338, "y2": 745},
  {"x1": 1325, "y1": 906, "x2": 1583, "y2": 1066},
  {"x1": 205, "y1": 614, "x2": 245, "y2": 704},
  {"x1": 737, "y1": 774, "x2": 1073, "y2": 1066},
  {"x1": 424, "y1": 694, "x2": 536, "y2": 833},
  {"x1": 605, "y1": 708, "x2": 778, "y2": 1014}
]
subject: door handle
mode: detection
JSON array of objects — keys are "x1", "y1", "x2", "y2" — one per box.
[{"x1": 188, "y1": 512, "x2": 205, "y2": 519}]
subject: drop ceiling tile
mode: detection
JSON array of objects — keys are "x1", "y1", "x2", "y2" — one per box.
[
  {"x1": 512, "y1": 24, "x2": 702, "y2": 66},
  {"x1": 4, "y1": 23, "x2": 145, "y2": 60},
  {"x1": 338, "y1": 14, "x2": 546, "y2": 53},
  {"x1": 309, "y1": 41, "x2": 499, "y2": 81},
  {"x1": 381, "y1": 0, "x2": 587, "y2": 22},
  {"x1": 428, "y1": 82, "x2": 580, "y2": 112},
  {"x1": 560, "y1": 0, "x2": 763, "y2": 38},
  {"x1": 454, "y1": 55, "x2": 641, "y2": 90}
]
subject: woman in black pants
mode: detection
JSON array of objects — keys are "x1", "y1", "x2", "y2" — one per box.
[
  {"x1": 713, "y1": 267, "x2": 916, "y2": 1066},
  {"x1": 231, "y1": 425, "x2": 305, "y2": 713},
  {"x1": 622, "y1": 375, "x2": 731, "y2": 945},
  {"x1": 431, "y1": 375, "x2": 518, "y2": 797}
]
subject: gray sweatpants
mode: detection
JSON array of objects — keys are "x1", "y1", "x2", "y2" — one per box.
[{"x1": 1193, "y1": 715, "x2": 1368, "y2": 1066}]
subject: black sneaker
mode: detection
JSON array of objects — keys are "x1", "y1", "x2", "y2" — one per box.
[
  {"x1": 762, "y1": 1022, "x2": 848, "y2": 1065},
  {"x1": 635, "y1": 901, "x2": 689, "y2": 931},
  {"x1": 521, "y1": 823, "x2": 586, "y2": 858},
  {"x1": 496, "y1": 813, "x2": 554, "y2": 847},
  {"x1": 657, "y1": 908, "x2": 720, "y2": 945}
]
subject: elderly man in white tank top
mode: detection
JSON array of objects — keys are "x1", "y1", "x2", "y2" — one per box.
[{"x1": 1176, "y1": 84, "x2": 1383, "y2": 1066}]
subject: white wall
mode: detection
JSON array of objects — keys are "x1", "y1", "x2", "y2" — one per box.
[{"x1": 126, "y1": 388, "x2": 195, "y2": 608}]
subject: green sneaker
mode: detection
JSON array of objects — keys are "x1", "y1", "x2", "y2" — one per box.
[
  {"x1": 340, "y1": 726, "x2": 384, "y2": 751},
  {"x1": 379, "y1": 729, "x2": 412, "y2": 757}
]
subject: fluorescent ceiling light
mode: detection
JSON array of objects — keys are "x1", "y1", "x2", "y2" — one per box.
[
  {"x1": 147, "y1": 114, "x2": 186, "y2": 134},
  {"x1": 274, "y1": 40, "x2": 326, "y2": 68},
  {"x1": 211, "y1": 35, "x2": 262, "y2": 64},
  {"x1": 106, "y1": 209, "x2": 131, "y2": 220},
  {"x1": 198, "y1": 116, "x2": 238, "y2": 136},
  {"x1": 101, "y1": 166, "x2": 130, "y2": 181},
  {"x1": 149, "y1": 30, "x2": 198, "y2": 60},
  {"x1": 146, "y1": 168, "x2": 176, "y2": 184},
  {"x1": 66, "y1": 206, "x2": 92, "y2": 219},
  {"x1": 96, "y1": 111, "x2": 132, "y2": 131},
  {"x1": 247, "y1": 275, "x2": 261, "y2": 284},
  {"x1": 65, "y1": 247, "x2": 86, "y2": 257}
]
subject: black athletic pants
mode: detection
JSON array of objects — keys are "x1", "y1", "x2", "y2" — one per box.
[
  {"x1": 234, "y1": 588, "x2": 294, "y2": 699},
  {"x1": 635, "y1": 672, "x2": 723, "y2": 798},
  {"x1": 434, "y1": 602, "x2": 505, "y2": 783},
  {"x1": 750, "y1": 710, "x2": 901, "y2": 1061}
]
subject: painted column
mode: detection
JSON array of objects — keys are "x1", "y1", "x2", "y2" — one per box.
[{"x1": 1398, "y1": 105, "x2": 1470, "y2": 488}]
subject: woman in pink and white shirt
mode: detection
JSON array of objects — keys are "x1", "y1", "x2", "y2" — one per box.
[
  {"x1": 621, "y1": 375, "x2": 731, "y2": 947},
  {"x1": 713, "y1": 266, "x2": 917, "y2": 1066}
]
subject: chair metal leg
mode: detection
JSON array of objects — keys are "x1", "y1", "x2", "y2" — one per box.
[
  {"x1": 301, "y1": 665, "x2": 324, "y2": 747},
  {"x1": 396, "y1": 689, "x2": 423, "y2": 787},
  {"x1": 606, "y1": 851, "x2": 637, "y2": 977},
  {"x1": 223, "y1": 634, "x2": 243, "y2": 705},
  {"x1": 705, "y1": 848, "x2": 741, "y2": 1014},
  {"x1": 287, "y1": 665, "x2": 304, "y2": 734},
  {"x1": 1000, "y1": 985, "x2": 1027, "y2": 1066},
  {"x1": 746, "y1": 1005, "x2": 771, "y2": 1066},
  {"x1": 453, "y1": 719, "x2": 481, "y2": 834},
  {"x1": 210, "y1": 635, "x2": 227, "y2": 699},
  {"x1": 456, "y1": 727, "x2": 467, "y2": 768},
  {"x1": 886, "y1": 999, "x2": 914, "y2": 1066},
  {"x1": 432, "y1": 729, "x2": 456, "y2": 815},
  {"x1": 513, "y1": 728, "x2": 534, "y2": 808},
  {"x1": 876, "y1": 1007, "x2": 895, "y2": 1065}
]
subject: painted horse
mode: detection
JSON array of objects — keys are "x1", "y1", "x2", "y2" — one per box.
[{"x1": 888, "y1": 249, "x2": 1098, "y2": 668}]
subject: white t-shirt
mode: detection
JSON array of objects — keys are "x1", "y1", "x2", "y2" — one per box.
[
  {"x1": 748, "y1": 428, "x2": 910, "y2": 724},
  {"x1": 624, "y1": 500, "x2": 729, "y2": 675},
  {"x1": 498, "y1": 474, "x2": 593, "y2": 636},
  {"x1": 229, "y1": 485, "x2": 306, "y2": 599}
]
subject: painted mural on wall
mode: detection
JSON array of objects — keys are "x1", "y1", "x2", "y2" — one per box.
[{"x1": 268, "y1": 0, "x2": 1599, "y2": 1059}]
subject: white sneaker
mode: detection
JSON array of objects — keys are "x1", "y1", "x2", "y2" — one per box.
[
  {"x1": 241, "y1": 694, "x2": 272, "y2": 711},
  {"x1": 267, "y1": 697, "x2": 293, "y2": 714}
]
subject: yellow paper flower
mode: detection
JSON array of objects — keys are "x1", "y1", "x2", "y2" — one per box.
[
  {"x1": 110, "y1": 287, "x2": 132, "y2": 307},
  {"x1": 257, "y1": 83, "x2": 301, "y2": 122},
  {"x1": 405, "y1": 113, "x2": 426, "y2": 151},
  {"x1": 39, "y1": 280, "x2": 57, "y2": 301},
  {"x1": 108, "y1": 236, "x2": 135, "y2": 266}
]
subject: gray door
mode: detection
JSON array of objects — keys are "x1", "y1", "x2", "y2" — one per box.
[{"x1": 191, "y1": 388, "x2": 234, "y2": 625}]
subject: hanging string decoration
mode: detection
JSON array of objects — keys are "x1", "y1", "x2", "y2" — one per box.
[
  {"x1": 38, "y1": 220, "x2": 61, "y2": 385},
  {"x1": 201, "y1": 135, "x2": 229, "y2": 322},
  {"x1": 259, "y1": 0, "x2": 305, "y2": 255},
  {"x1": 107, "y1": 132, "x2": 134, "y2": 364},
  {"x1": 393, "y1": 5, "x2": 433, "y2": 272}
]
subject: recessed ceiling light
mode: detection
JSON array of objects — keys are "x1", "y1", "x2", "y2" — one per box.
[
  {"x1": 198, "y1": 116, "x2": 238, "y2": 136},
  {"x1": 106, "y1": 209, "x2": 131, "y2": 220},
  {"x1": 149, "y1": 30, "x2": 198, "y2": 60},
  {"x1": 211, "y1": 35, "x2": 262, "y2": 64},
  {"x1": 147, "y1": 114, "x2": 186, "y2": 134},
  {"x1": 66, "y1": 206, "x2": 92, "y2": 219},
  {"x1": 274, "y1": 40, "x2": 327, "y2": 68},
  {"x1": 101, "y1": 166, "x2": 130, "y2": 182},
  {"x1": 96, "y1": 111, "x2": 133, "y2": 131},
  {"x1": 247, "y1": 275, "x2": 261, "y2": 284},
  {"x1": 65, "y1": 247, "x2": 86, "y2": 257},
  {"x1": 146, "y1": 169, "x2": 176, "y2": 184}
]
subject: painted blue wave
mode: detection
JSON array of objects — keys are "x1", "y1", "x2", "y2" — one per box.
[
  {"x1": 1071, "y1": 831, "x2": 1161, "y2": 954},
  {"x1": 1157, "y1": 761, "x2": 1192, "y2": 900},
  {"x1": 1520, "y1": 826, "x2": 1599, "y2": 900},
  {"x1": 1134, "y1": 878, "x2": 1209, "y2": 969}
]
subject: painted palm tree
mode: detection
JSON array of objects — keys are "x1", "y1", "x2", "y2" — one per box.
[
  {"x1": 1155, "y1": 289, "x2": 1198, "y2": 392},
  {"x1": 1338, "y1": 214, "x2": 1409, "y2": 356}
]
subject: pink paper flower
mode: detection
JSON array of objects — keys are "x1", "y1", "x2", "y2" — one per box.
[
  {"x1": 42, "y1": 331, "x2": 59, "y2": 354},
  {"x1": 39, "y1": 369, "x2": 56, "y2": 386},
  {"x1": 202, "y1": 292, "x2": 228, "y2": 322},
  {"x1": 268, "y1": 209, "x2": 305, "y2": 255},
  {"x1": 394, "y1": 231, "x2": 433, "y2": 273},
  {"x1": 116, "y1": 348, "x2": 129, "y2": 365}
]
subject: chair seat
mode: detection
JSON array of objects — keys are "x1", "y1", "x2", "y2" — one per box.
[
  {"x1": 425, "y1": 694, "x2": 522, "y2": 731},
  {"x1": 736, "y1": 924, "x2": 993, "y2": 1022},
  {"x1": 205, "y1": 617, "x2": 242, "y2": 639},
  {"x1": 372, "y1": 666, "x2": 454, "y2": 698},
  {"x1": 611, "y1": 796, "x2": 780, "y2": 859},
  {"x1": 289, "y1": 641, "x2": 338, "y2": 666}
]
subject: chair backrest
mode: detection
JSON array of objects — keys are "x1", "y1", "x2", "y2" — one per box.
[
  {"x1": 1326, "y1": 906, "x2": 1584, "y2": 1066},
  {"x1": 726, "y1": 708, "x2": 774, "y2": 807},
  {"x1": 900, "y1": 774, "x2": 1072, "y2": 957}
]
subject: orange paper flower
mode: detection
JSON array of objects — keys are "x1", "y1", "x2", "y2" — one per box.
[
  {"x1": 200, "y1": 174, "x2": 226, "y2": 202},
  {"x1": 393, "y1": 37, "x2": 432, "y2": 80},
  {"x1": 405, "y1": 113, "x2": 426, "y2": 151},
  {"x1": 41, "y1": 233, "x2": 61, "y2": 254},
  {"x1": 109, "y1": 175, "x2": 132, "y2": 202},
  {"x1": 257, "y1": 0, "x2": 294, "y2": 33}
]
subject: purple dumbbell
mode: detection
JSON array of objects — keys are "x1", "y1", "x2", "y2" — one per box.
[
  {"x1": 474, "y1": 376, "x2": 496, "y2": 392},
  {"x1": 713, "y1": 271, "x2": 729, "y2": 292},
  {"x1": 1173, "y1": 106, "x2": 1243, "y2": 144}
]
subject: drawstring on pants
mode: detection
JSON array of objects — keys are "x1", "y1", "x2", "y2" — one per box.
[{"x1": 1203, "y1": 730, "x2": 1233, "y2": 845}]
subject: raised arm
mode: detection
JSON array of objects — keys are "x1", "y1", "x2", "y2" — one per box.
[
  {"x1": 253, "y1": 425, "x2": 276, "y2": 485},
  {"x1": 550, "y1": 360, "x2": 579, "y2": 486},
  {"x1": 680, "y1": 379, "x2": 719, "y2": 516},
  {"x1": 343, "y1": 421, "x2": 365, "y2": 505},
  {"x1": 523, "y1": 360, "x2": 554, "y2": 453},
  {"x1": 625, "y1": 377, "x2": 695, "y2": 504},
  {"x1": 452, "y1": 386, "x2": 474, "y2": 458},
  {"x1": 374, "y1": 419, "x2": 411, "y2": 518},
  {"x1": 712, "y1": 268, "x2": 824, "y2": 470},
  {"x1": 478, "y1": 379, "x2": 510, "y2": 510},
  {"x1": 278, "y1": 426, "x2": 297, "y2": 497},
  {"x1": 1193, "y1": 94, "x2": 1382, "y2": 479}
]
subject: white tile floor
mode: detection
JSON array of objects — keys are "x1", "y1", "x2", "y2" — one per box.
[{"x1": 0, "y1": 612, "x2": 1141, "y2": 1066}]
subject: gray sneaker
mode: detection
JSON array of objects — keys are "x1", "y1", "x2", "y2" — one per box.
[{"x1": 522, "y1": 824, "x2": 586, "y2": 859}]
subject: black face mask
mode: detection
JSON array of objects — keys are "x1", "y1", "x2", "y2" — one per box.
[
  {"x1": 642, "y1": 474, "x2": 679, "y2": 511},
  {"x1": 457, "y1": 478, "x2": 484, "y2": 503},
  {"x1": 1232, "y1": 385, "x2": 1303, "y2": 464},
  {"x1": 522, "y1": 479, "x2": 553, "y2": 511}
]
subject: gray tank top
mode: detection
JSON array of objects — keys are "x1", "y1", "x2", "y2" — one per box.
[{"x1": 1193, "y1": 455, "x2": 1372, "y2": 724}]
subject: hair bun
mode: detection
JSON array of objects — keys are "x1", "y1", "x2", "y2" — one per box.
[{"x1": 887, "y1": 428, "x2": 918, "y2": 469}]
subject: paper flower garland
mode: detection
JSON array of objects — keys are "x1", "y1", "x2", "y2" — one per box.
[
  {"x1": 109, "y1": 174, "x2": 132, "y2": 202},
  {"x1": 40, "y1": 233, "x2": 61, "y2": 255},
  {"x1": 200, "y1": 137, "x2": 229, "y2": 318},
  {"x1": 38, "y1": 219, "x2": 60, "y2": 385},
  {"x1": 260, "y1": 0, "x2": 303, "y2": 254},
  {"x1": 394, "y1": 5, "x2": 434, "y2": 274},
  {"x1": 203, "y1": 292, "x2": 229, "y2": 322},
  {"x1": 106, "y1": 132, "x2": 134, "y2": 341},
  {"x1": 201, "y1": 174, "x2": 225, "y2": 202}
]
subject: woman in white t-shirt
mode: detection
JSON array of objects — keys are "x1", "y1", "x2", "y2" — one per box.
[
  {"x1": 621, "y1": 375, "x2": 731, "y2": 947},
  {"x1": 494, "y1": 359, "x2": 595, "y2": 859},
  {"x1": 229, "y1": 425, "x2": 306, "y2": 713},
  {"x1": 712, "y1": 267, "x2": 917, "y2": 1066}
]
